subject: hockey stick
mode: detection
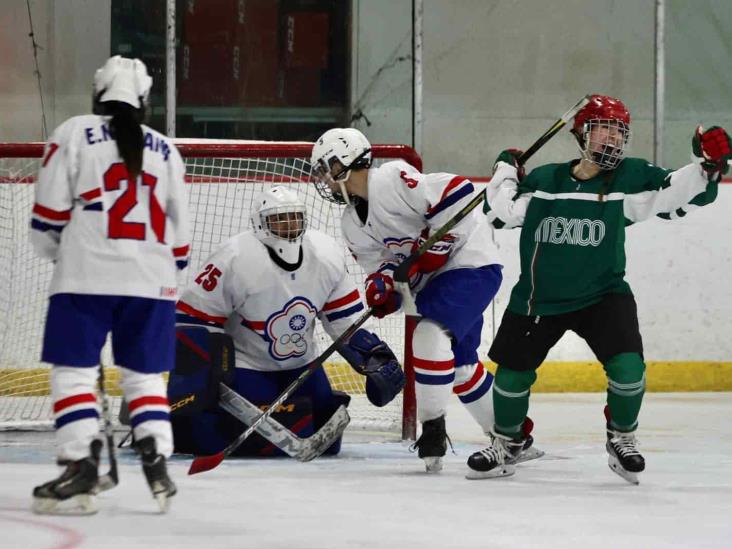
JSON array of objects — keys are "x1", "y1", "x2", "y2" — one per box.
[
  {"x1": 188, "y1": 307, "x2": 374, "y2": 475},
  {"x1": 393, "y1": 94, "x2": 592, "y2": 288},
  {"x1": 218, "y1": 383, "x2": 350, "y2": 462},
  {"x1": 95, "y1": 364, "x2": 119, "y2": 492}
]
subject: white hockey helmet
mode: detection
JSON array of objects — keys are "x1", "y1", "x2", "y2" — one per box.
[
  {"x1": 310, "y1": 128, "x2": 373, "y2": 205},
  {"x1": 93, "y1": 55, "x2": 153, "y2": 110},
  {"x1": 250, "y1": 186, "x2": 308, "y2": 264}
]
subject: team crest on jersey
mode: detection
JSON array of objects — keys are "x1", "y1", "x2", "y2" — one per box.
[
  {"x1": 383, "y1": 236, "x2": 422, "y2": 288},
  {"x1": 383, "y1": 236, "x2": 415, "y2": 262},
  {"x1": 264, "y1": 297, "x2": 317, "y2": 361}
]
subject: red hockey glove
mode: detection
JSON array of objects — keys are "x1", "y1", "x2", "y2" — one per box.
[
  {"x1": 692, "y1": 126, "x2": 732, "y2": 178},
  {"x1": 365, "y1": 271, "x2": 402, "y2": 318},
  {"x1": 409, "y1": 228, "x2": 456, "y2": 275},
  {"x1": 493, "y1": 148, "x2": 526, "y2": 180}
]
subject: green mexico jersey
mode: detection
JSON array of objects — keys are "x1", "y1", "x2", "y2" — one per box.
[{"x1": 495, "y1": 157, "x2": 717, "y2": 317}]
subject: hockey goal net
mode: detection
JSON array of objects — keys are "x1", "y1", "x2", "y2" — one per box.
[{"x1": 0, "y1": 140, "x2": 418, "y2": 439}]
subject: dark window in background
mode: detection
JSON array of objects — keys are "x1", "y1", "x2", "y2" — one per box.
[{"x1": 111, "y1": 0, "x2": 350, "y2": 140}]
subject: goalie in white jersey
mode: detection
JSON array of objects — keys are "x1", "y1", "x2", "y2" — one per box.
[
  {"x1": 311, "y1": 128, "x2": 540, "y2": 473},
  {"x1": 171, "y1": 186, "x2": 404, "y2": 458},
  {"x1": 30, "y1": 56, "x2": 189, "y2": 514}
]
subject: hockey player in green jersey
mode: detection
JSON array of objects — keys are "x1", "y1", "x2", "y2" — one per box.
[{"x1": 467, "y1": 94, "x2": 732, "y2": 484}]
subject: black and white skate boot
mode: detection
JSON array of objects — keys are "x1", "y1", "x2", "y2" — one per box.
[
  {"x1": 410, "y1": 416, "x2": 449, "y2": 473},
  {"x1": 606, "y1": 428, "x2": 645, "y2": 485},
  {"x1": 466, "y1": 431, "x2": 524, "y2": 480},
  {"x1": 134, "y1": 436, "x2": 177, "y2": 513},
  {"x1": 513, "y1": 416, "x2": 545, "y2": 464},
  {"x1": 32, "y1": 439, "x2": 102, "y2": 515}
]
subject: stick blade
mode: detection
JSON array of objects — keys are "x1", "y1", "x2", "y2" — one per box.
[{"x1": 188, "y1": 452, "x2": 225, "y2": 475}]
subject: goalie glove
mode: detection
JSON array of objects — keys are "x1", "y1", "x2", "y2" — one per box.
[
  {"x1": 692, "y1": 125, "x2": 732, "y2": 180},
  {"x1": 338, "y1": 329, "x2": 405, "y2": 407},
  {"x1": 493, "y1": 148, "x2": 526, "y2": 181}
]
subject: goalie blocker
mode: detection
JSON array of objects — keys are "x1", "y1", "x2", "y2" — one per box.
[{"x1": 168, "y1": 327, "x2": 404, "y2": 458}]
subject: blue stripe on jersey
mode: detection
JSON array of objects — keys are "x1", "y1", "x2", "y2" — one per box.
[
  {"x1": 31, "y1": 218, "x2": 65, "y2": 233},
  {"x1": 55, "y1": 408, "x2": 99, "y2": 429},
  {"x1": 424, "y1": 183, "x2": 474, "y2": 220},
  {"x1": 131, "y1": 410, "x2": 170, "y2": 427},
  {"x1": 415, "y1": 371, "x2": 456, "y2": 385},
  {"x1": 82, "y1": 203, "x2": 103, "y2": 211},
  {"x1": 325, "y1": 302, "x2": 365, "y2": 322},
  {"x1": 176, "y1": 312, "x2": 219, "y2": 328}
]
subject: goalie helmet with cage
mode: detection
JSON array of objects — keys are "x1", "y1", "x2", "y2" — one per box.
[
  {"x1": 572, "y1": 94, "x2": 631, "y2": 170},
  {"x1": 311, "y1": 128, "x2": 373, "y2": 205},
  {"x1": 92, "y1": 55, "x2": 153, "y2": 113},
  {"x1": 250, "y1": 186, "x2": 308, "y2": 264}
]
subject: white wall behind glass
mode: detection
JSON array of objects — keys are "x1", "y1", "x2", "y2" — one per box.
[{"x1": 0, "y1": 0, "x2": 110, "y2": 141}]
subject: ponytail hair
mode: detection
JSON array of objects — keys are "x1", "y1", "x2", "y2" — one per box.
[{"x1": 99, "y1": 100, "x2": 144, "y2": 180}]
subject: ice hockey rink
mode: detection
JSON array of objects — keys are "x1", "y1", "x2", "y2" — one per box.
[{"x1": 1, "y1": 392, "x2": 730, "y2": 549}]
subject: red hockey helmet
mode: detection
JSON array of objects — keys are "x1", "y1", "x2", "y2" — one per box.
[
  {"x1": 573, "y1": 95, "x2": 631, "y2": 133},
  {"x1": 572, "y1": 95, "x2": 631, "y2": 170}
]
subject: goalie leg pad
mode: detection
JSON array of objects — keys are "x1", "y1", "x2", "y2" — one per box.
[
  {"x1": 339, "y1": 328, "x2": 405, "y2": 407},
  {"x1": 167, "y1": 327, "x2": 235, "y2": 415}
]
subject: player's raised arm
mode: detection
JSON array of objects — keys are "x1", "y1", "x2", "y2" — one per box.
[{"x1": 623, "y1": 126, "x2": 731, "y2": 223}]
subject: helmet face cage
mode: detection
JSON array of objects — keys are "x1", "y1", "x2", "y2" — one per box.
[
  {"x1": 580, "y1": 118, "x2": 631, "y2": 170},
  {"x1": 260, "y1": 205, "x2": 308, "y2": 242},
  {"x1": 311, "y1": 148, "x2": 372, "y2": 205}
]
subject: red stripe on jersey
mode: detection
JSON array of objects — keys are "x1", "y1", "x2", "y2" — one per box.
[
  {"x1": 173, "y1": 244, "x2": 190, "y2": 257},
  {"x1": 80, "y1": 187, "x2": 102, "y2": 201},
  {"x1": 323, "y1": 289, "x2": 360, "y2": 311},
  {"x1": 242, "y1": 317, "x2": 265, "y2": 331},
  {"x1": 32, "y1": 203, "x2": 72, "y2": 221},
  {"x1": 438, "y1": 176, "x2": 469, "y2": 203},
  {"x1": 42, "y1": 143, "x2": 59, "y2": 167},
  {"x1": 176, "y1": 300, "x2": 227, "y2": 326},
  {"x1": 54, "y1": 393, "x2": 96, "y2": 413},
  {"x1": 128, "y1": 395, "x2": 169, "y2": 413},
  {"x1": 453, "y1": 364, "x2": 485, "y2": 394},
  {"x1": 412, "y1": 356, "x2": 455, "y2": 372}
]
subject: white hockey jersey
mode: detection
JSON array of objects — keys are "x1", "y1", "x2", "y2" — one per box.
[
  {"x1": 176, "y1": 230, "x2": 366, "y2": 371},
  {"x1": 342, "y1": 160, "x2": 501, "y2": 293},
  {"x1": 30, "y1": 114, "x2": 190, "y2": 301}
]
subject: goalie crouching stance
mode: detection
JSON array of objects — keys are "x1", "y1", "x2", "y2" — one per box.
[{"x1": 169, "y1": 187, "x2": 404, "y2": 459}]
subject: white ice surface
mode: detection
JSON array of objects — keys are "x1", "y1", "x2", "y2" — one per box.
[{"x1": 1, "y1": 393, "x2": 731, "y2": 549}]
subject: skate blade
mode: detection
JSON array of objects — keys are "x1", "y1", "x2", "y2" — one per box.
[
  {"x1": 608, "y1": 456, "x2": 640, "y2": 485},
  {"x1": 32, "y1": 494, "x2": 97, "y2": 515},
  {"x1": 513, "y1": 447, "x2": 545, "y2": 464},
  {"x1": 465, "y1": 463, "x2": 516, "y2": 480},
  {"x1": 423, "y1": 456, "x2": 443, "y2": 473}
]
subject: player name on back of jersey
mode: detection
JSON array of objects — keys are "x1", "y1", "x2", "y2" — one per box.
[{"x1": 84, "y1": 123, "x2": 171, "y2": 161}]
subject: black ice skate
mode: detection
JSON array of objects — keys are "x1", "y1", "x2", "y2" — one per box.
[
  {"x1": 134, "y1": 436, "x2": 177, "y2": 513},
  {"x1": 606, "y1": 428, "x2": 645, "y2": 485},
  {"x1": 32, "y1": 439, "x2": 102, "y2": 515},
  {"x1": 410, "y1": 416, "x2": 449, "y2": 473},
  {"x1": 466, "y1": 431, "x2": 524, "y2": 480}
]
